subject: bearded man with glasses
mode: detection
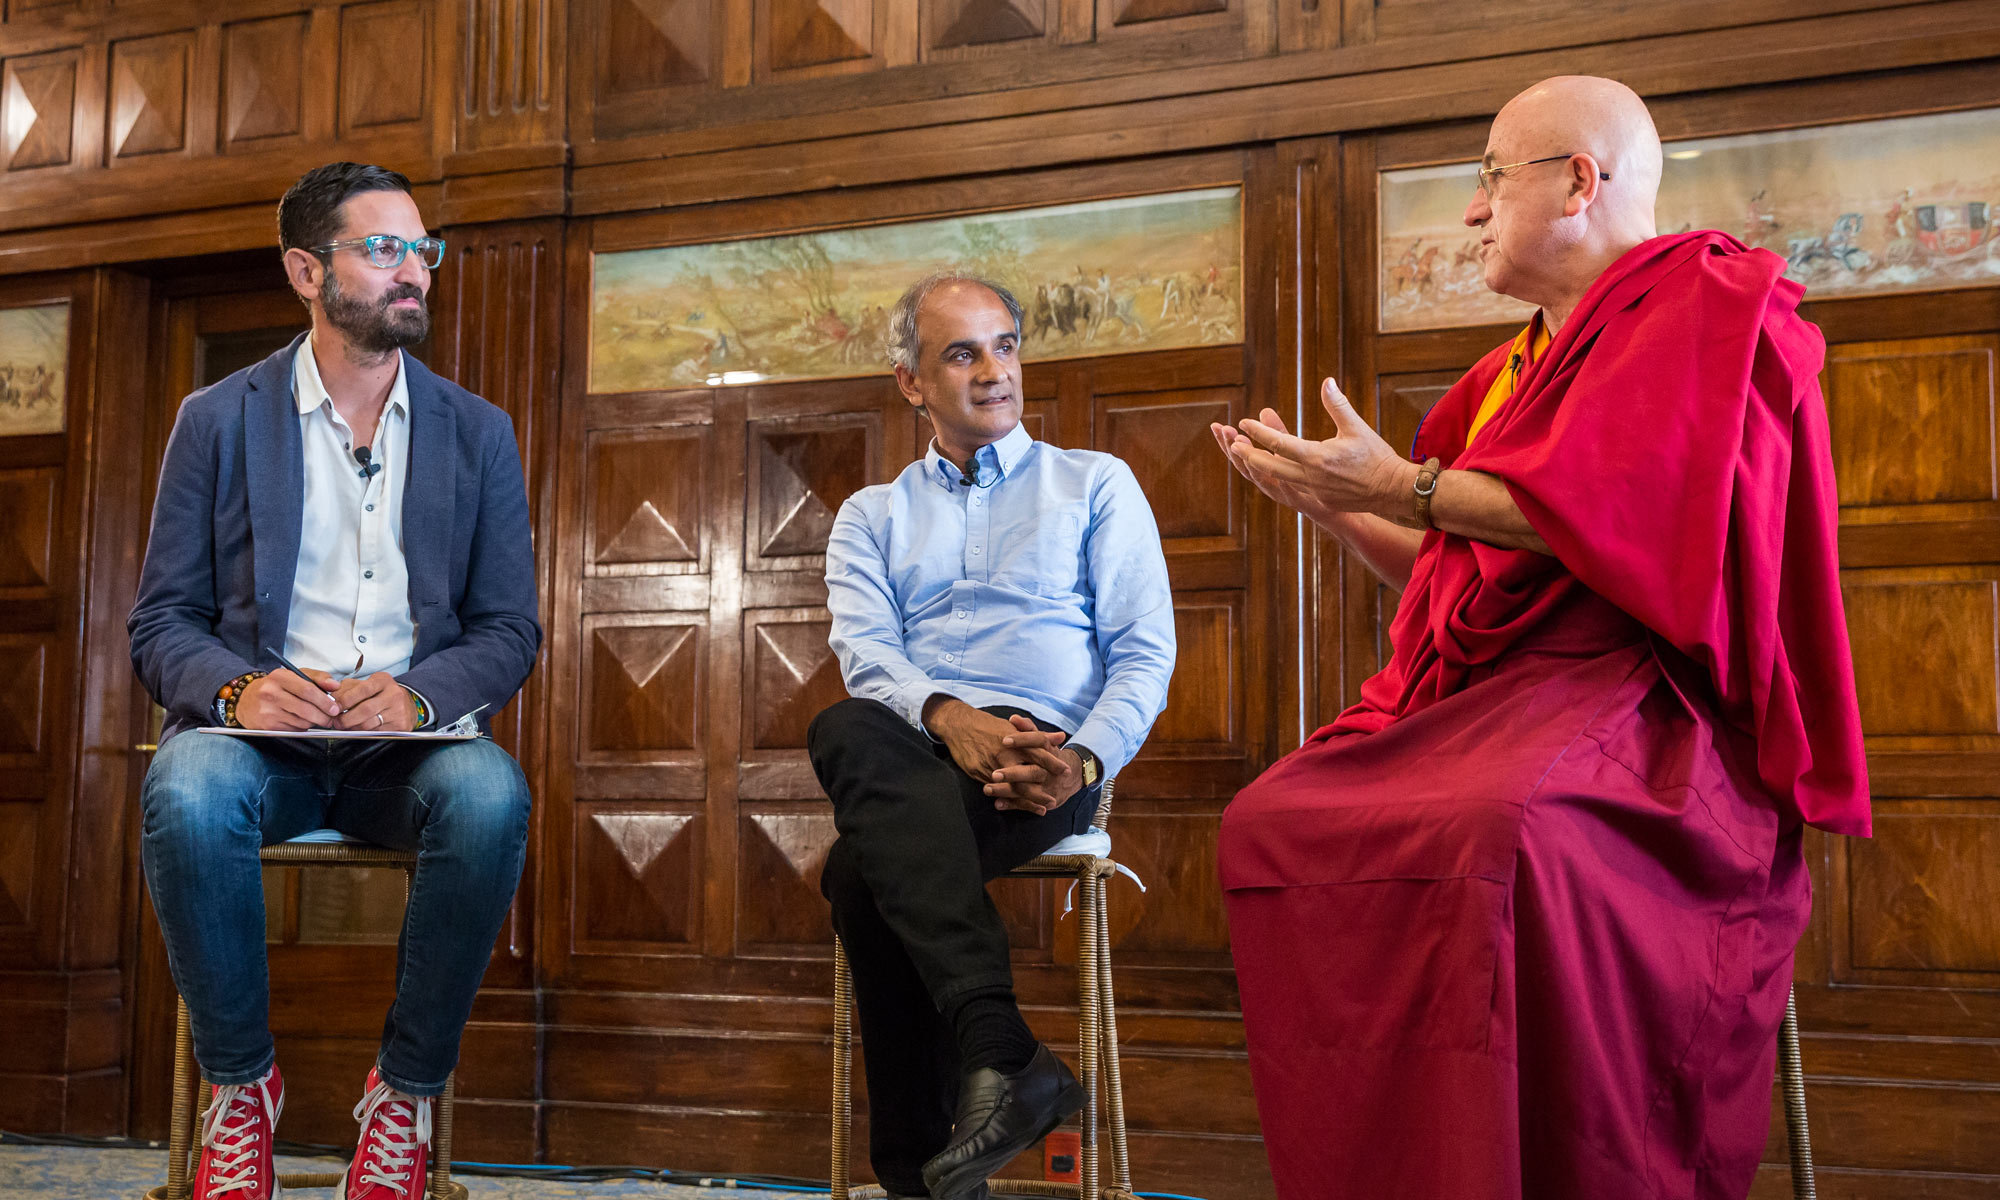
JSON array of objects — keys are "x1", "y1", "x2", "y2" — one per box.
[
  {"x1": 1213, "y1": 77, "x2": 1869, "y2": 1199},
  {"x1": 128, "y1": 162, "x2": 541, "y2": 1200}
]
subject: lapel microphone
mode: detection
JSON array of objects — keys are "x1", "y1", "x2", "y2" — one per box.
[
  {"x1": 959, "y1": 457, "x2": 977, "y2": 488},
  {"x1": 353, "y1": 445, "x2": 382, "y2": 480}
]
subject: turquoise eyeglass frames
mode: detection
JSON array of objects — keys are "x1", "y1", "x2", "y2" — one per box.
[{"x1": 312, "y1": 234, "x2": 447, "y2": 270}]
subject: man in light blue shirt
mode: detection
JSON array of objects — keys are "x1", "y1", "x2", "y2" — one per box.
[{"x1": 809, "y1": 272, "x2": 1174, "y2": 1200}]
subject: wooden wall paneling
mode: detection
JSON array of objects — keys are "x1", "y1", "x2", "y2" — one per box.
[
  {"x1": 338, "y1": 0, "x2": 428, "y2": 135},
  {"x1": 108, "y1": 32, "x2": 193, "y2": 161},
  {"x1": 3, "y1": 46, "x2": 81, "y2": 172},
  {"x1": 0, "y1": 268, "x2": 135, "y2": 1136},
  {"x1": 922, "y1": 0, "x2": 1049, "y2": 58},
  {"x1": 220, "y1": 13, "x2": 309, "y2": 148},
  {"x1": 581, "y1": 0, "x2": 730, "y2": 138},
  {"x1": 455, "y1": 0, "x2": 567, "y2": 158}
]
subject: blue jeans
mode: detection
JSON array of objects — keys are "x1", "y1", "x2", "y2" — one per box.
[{"x1": 139, "y1": 731, "x2": 531, "y2": 1096}]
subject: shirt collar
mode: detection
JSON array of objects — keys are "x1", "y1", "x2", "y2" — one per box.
[
  {"x1": 294, "y1": 335, "x2": 409, "y2": 421},
  {"x1": 923, "y1": 423, "x2": 1034, "y2": 491}
]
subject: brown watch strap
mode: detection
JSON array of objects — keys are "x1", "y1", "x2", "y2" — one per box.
[{"x1": 1412, "y1": 457, "x2": 1443, "y2": 530}]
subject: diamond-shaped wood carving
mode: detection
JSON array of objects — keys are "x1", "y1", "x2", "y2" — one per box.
[
  {"x1": 0, "y1": 470, "x2": 56, "y2": 590},
  {"x1": 1109, "y1": 0, "x2": 1225, "y2": 24},
  {"x1": 110, "y1": 34, "x2": 190, "y2": 158},
  {"x1": 588, "y1": 622, "x2": 702, "y2": 752},
  {"x1": 754, "y1": 422, "x2": 868, "y2": 560},
  {"x1": 579, "y1": 808, "x2": 699, "y2": 947},
  {"x1": 590, "y1": 429, "x2": 705, "y2": 569},
  {"x1": 340, "y1": 1, "x2": 426, "y2": 133},
  {"x1": 0, "y1": 803, "x2": 34, "y2": 928},
  {"x1": 223, "y1": 16, "x2": 307, "y2": 145},
  {"x1": 1104, "y1": 392, "x2": 1232, "y2": 541},
  {"x1": 931, "y1": 0, "x2": 1044, "y2": 48},
  {"x1": 749, "y1": 619, "x2": 845, "y2": 749},
  {"x1": 769, "y1": 0, "x2": 873, "y2": 70},
  {"x1": 0, "y1": 638, "x2": 47, "y2": 756},
  {"x1": 601, "y1": 0, "x2": 711, "y2": 94},
  {"x1": 3, "y1": 52, "x2": 77, "y2": 171},
  {"x1": 738, "y1": 813, "x2": 838, "y2": 948}
]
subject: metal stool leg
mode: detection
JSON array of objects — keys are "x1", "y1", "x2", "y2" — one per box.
[
  {"x1": 1780, "y1": 987, "x2": 1815, "y2": 1200},
  {"x1": 832, "y1": 937, "x2": 855, "y2": 1200}
]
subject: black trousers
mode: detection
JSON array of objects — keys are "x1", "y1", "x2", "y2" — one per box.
[{"x1": 808, "y1": 697, "x2": 1101, "y2": 1194}]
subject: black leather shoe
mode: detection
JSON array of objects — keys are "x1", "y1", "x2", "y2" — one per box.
[{"x1": 921, "y1": 1045, "x2": 1083, "y2": 1200}]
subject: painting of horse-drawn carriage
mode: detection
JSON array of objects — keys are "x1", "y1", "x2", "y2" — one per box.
[
  {"x1": 590, "y1": 187, "x2": 1243, "y2": 392},
  {"x1": 1379, "y1": 106, "x2": 2000, "y2": 331},
  {"x1": 0, "y1": 303, "x2": 68, "y2": 437}
]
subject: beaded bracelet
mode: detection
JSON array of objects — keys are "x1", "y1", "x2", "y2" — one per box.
[
  {"x1": 405, "y1": 688, "x2": 430, "y2": 728},
  {"x1": 218, "y1": 671, "x2": 266, "y2": 728}
]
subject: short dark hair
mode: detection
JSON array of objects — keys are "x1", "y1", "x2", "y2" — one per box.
[{"x1": 277, "y1": 162, "x2": 413, "y2": 255}]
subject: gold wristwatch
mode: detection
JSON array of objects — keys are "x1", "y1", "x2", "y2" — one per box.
[{"x1": 1070, "y1": 743, "x2": 1101, "y2": 789}]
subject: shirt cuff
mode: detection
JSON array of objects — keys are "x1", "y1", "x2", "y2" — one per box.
[
  {"x1": 898, "y1": 682, "x2": 951, "y2": 743},
  {"x1": 1067, "y1": 718, "x2": 1133, "y2": 781}
]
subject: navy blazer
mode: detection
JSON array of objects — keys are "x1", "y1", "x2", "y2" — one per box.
[{"x1": 128, "y1": 333, "x2": 542, "y2": 743}]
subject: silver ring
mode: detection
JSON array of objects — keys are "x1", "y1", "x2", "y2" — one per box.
[{"x1": 376, "y1": 712, "x2": 385, "y2": 725}]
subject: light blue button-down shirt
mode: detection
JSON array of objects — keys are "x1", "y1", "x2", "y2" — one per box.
[{"x1": 824, "y1": 423, "x2": 1175, "y2": 778}]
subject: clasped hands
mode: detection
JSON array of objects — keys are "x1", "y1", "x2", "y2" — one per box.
[
  {"x1": 1209, "y1": 377, "x2": 1419, "y2": 525},
  {"x1": 925, "y1": 697, "x2": 1084, "y2": 817},
  {"x1": 235, "y1": 669, "x2": 420, "y2": 732}
]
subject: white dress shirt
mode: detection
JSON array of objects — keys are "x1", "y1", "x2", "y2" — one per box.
[{"x1": 282, "y1": 337, "x2": 417, "y2": 682}]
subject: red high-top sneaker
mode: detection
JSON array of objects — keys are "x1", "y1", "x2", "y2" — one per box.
[
  {"x1": 338, "y1": 1067, "x2": 433, "y2": 1200},
  {"x1": 194, "y1": 1064, "x2": 285, "y2": 1200}
]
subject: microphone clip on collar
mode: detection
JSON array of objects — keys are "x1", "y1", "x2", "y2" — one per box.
[{"x1": 353, "y1": 444, "x2": 383, "y2": 480}]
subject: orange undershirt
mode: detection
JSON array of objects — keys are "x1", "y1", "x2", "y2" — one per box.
[{"x1": 1467, "y1": 314, "x2": 1550, "y2": 448}]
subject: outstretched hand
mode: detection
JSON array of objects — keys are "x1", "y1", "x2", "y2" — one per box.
[{"x1": 1210, "y1": 378, "x2": 1417, "y2": 522}]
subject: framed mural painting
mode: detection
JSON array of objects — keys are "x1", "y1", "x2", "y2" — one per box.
[
  {"x1": 1379, "y1": 106, "x2": 2000, "y2": 332},
  {"x1": 0, "y1": 302, "x2": 69, "y2": 437},
  {"x1": 589, "y1": 187, "x2": 1245, "y2": 392}
]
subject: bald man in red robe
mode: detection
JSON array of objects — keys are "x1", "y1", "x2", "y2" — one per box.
[{"x1": 1212, "y1": 76, "x2": 1869, "y2": 1199}]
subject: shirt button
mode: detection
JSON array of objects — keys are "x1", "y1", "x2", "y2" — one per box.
[
  {"x1": 364, "y1": 570, "x2": 374, "y2": 579},
  {"x1": 943, "y1": 653, "x2": 954, "y2": 663},
  {"x1": 973, "y1": 498, "x2": 982, "y2": 507},
  {"x1": 366, "y1": 504, "x2": 376, "y2": 512},
  {"x1": 971, "y1": 547, "x2": 981, "y2": 555},
  {"x1": 955, "y1": 610, "x2": 968, "y2": 619},
  {"x1": 358, "y1": 635, "x2": 368, "y2": 643}
]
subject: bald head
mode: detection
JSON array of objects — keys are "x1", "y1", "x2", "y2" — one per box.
[{"x1": 1464, "y1": 76, "x2": 1663, "y2": 328}]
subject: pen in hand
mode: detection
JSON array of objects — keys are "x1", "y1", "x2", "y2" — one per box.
[{"x1": 263, "y1": 646, "x2": 342, "y2": 721}]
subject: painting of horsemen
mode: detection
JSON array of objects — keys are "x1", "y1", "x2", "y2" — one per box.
[
  {"x1": 1379, "y1": 106, "x2": 2000, "y2": 331},
  {"x1": 0, "y1": 303, "x2": 68, "y2": 437},
  {"x1": 589, "y1": 187, "x2": 1242, "y2": 392}
]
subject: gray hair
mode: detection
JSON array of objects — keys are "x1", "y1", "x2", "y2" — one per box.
[{"x1": 886, "y1": 271, "x2": 1025, "y2": 372}]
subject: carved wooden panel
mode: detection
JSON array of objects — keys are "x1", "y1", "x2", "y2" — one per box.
[
  {"x1": 1848, "y1": 808, "x2": 2000, "y2": 976},
  {"x1": 1100, "y1": 389, "x2": 1237, "y2": 550},
  {"x1": 459, "y1": 0, "x2": 564, "y2": 150},
  {"x1": 340, "y1": 1, "x2": 427, "y2": 134},
  {"x1": 574, "y1": 804, "x2": 703, "y2": 951},
  {"x1": 744, "y1": 610, "x2": 845, "y2": 752},
  {"x1": 1842, "y1": 576, "x2": 1999, "y2": 737},
  {"x1": 1375, "y1": 370, "x2": 1456, "y2": 463},
  {"x1": 1824, "y1": 334, "x2": 1998, "y2": 508},
  {"x1": 927, "y1": 0, "x2": 1045, "y2": 49},
  {"x1": 1152, "y1": 593, "x2": 1238, "y2": 747},
  {"x1": 737, "y1": 810, "x2": 838, "y2": 951},
  {"x1": 747, "y1": 413, "x2": 876, "y2": 569},
  {"x1": 597, "y1": 0, "x2": 715, "y2": 98},
  {"x1": 0, "y1": 635, "x2": 47, "y2": 759},
  {"x1": 1097, "y1": 811, "x2": 1229, "y2": 963},
  {"x1": 581, "y1": 614, "x2": 706, "y2": 756},
  {"x1": 1099, "y1": 0, "x2": 1227, "y2": 28},
  {"x1": 222, "y1": 15, "x2": 308, "y2": 146},
  {"x1": 2, "y1": 49, "x2": 77, "y2": 171},
  {"x1": 109, "y1": 33, "x2": 191, "y2": 160},
  {"x1": 0, "y1": 802, "x2": 33, "y2": 930},
  {"x1": 586, "y1": 425, "x2": 708, "y2": 574},
  {"x1": 0, "y1": 469, "x2": 56, "y2": 591},
  {"x1": 764, "y1": 0, "x2": 874, "y2": 72}
]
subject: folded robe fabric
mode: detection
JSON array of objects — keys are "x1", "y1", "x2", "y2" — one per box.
[{"x1": 1221, "y1": 232, "x2": 1868, "y2": 1199}]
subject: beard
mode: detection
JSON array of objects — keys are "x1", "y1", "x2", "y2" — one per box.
[{"x1": 322, "y1": 271, "x2": 430, "y2": 354}]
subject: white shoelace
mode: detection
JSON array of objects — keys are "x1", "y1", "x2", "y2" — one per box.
[
  {"x1": 350, "y1": 1078, "x2": 433, "y2": 1195},
  {"x1": 198, "y1": 1071, "x2": 283, "y2": 1197}
]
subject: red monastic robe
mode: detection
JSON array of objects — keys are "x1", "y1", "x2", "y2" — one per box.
[{"x1": 1220, "y1": 232, "x2": 1869, "y2": 1200}]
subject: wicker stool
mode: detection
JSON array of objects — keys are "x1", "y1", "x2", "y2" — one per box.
[
  {"x1": 830, "y1": 779, "x2": 1134, "y2": 1200},
  {"x1": 146, "y1": 829, "x2": 467, "y2": 1200},
  {"x1": 1780, "y1": 986, "x2": 1816, "y2": 1200}
]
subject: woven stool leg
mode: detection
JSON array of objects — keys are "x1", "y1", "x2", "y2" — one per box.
[
  {"x1": 832, "y1": 937, "x2": 855, "y2": 1200},
  {"x1": 165, "y1": 996, "x2": 197, "y2": 1200},
  {"x1": 1094, "y1": 874, "x2": 1131, "y2": 1198},
  {"x1": 1075, "y1": 871, "x2": 1103, "y2": 1200},
  {"x1": 1780, "y1": 987, "x2": 1815, "y2": 1200},
  {"x1": 430, "y1": 1073, "x2": 457, "y2": 1200}
]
